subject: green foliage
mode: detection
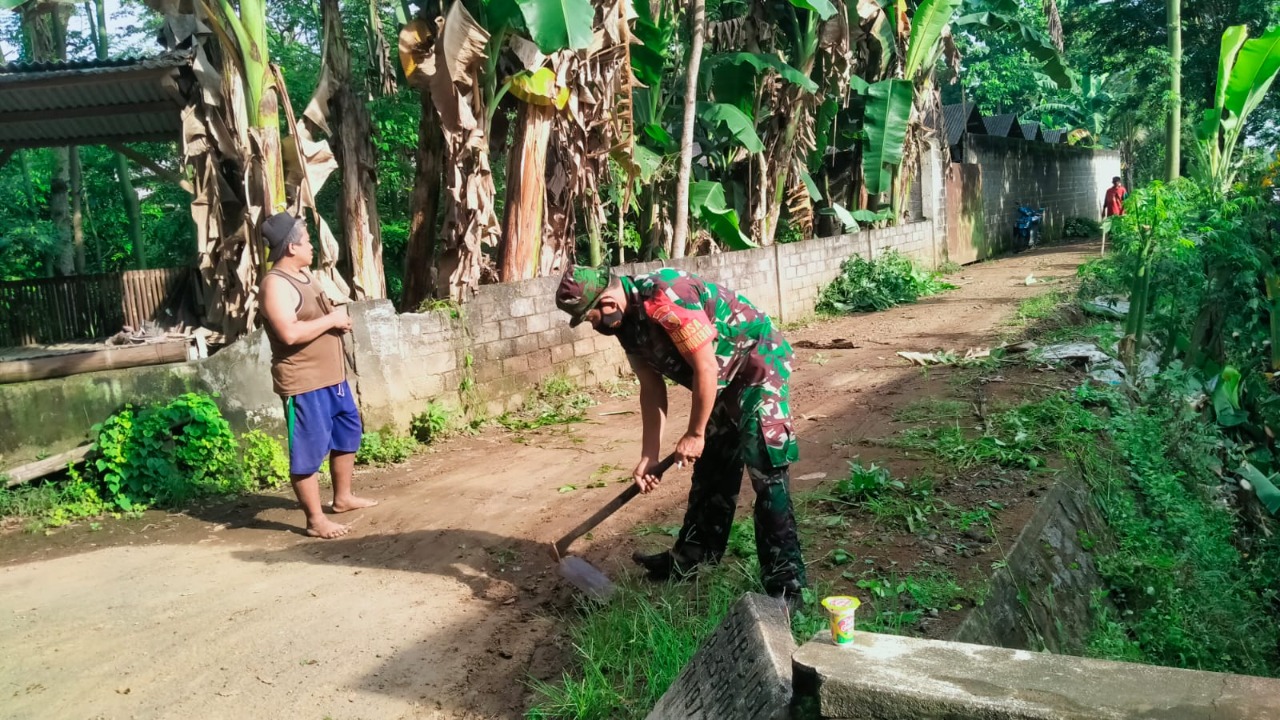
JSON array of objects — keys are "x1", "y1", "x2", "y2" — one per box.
[
  {"x1": 410, "y1": 401, "x2": 455, "y2": 444},
  {"x1": 1063, "y1": 216, "x2": 1102, "y2": 238},
  {"x1": 355, "y1": 428, "x2": 418, "y2": 466},
  {"x1": 497, "y1": 375, "x2": 596, "y2": 430},
  {"x1": 816, "y1": 251, "x2": 955, "y2": 314},
  {"x1": 89, "y1": 393, "x2": 247, "y2": 511},
  {"x1": 526, "y1": 563, "x2": 761, "y2": 720},
  {"x1": 1068, "y1": 381, "x2": 1280, "y2": 676},
  {"x1": 833, "y1": 460, "x2": 903, "y2": 502},
  {"x1": 242, "y1": 429, "x2": 289, "y2": 489}
]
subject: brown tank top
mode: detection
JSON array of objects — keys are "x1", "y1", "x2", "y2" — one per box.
[{"x1": 264, "y1": 268, "x2": 346, "y2": 397}]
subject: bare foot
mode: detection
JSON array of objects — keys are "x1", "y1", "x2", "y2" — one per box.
[
  {"x1": 331, "y1": 495, "x2": 379, "y2": 514},
  {"x1": 305, "y1": 517, "x2": 351, "y2": 539}
]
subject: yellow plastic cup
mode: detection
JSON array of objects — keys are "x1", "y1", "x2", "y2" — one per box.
[{"x1": 821, "y1": 596, "x2": 861, "y2": 646}]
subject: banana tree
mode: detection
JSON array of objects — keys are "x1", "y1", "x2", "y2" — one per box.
[
  {"x1": 400, "y1": 1, "x2": 502, "y2": 300},
  {"x1": 142, "y1": 2, "x2": 346, "y2": 338},
  {"x1": 401, "y1": 0, "x2": 599, "y2": 293},
  {"x1": 1192, "y1": 25, "x2": 1280, "y2": 195},
  {"x1": 312, "y1": 0, "x2": 386, "y2": 300}
]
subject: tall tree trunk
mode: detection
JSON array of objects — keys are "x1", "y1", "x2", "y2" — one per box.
[
  {"x1": 323, "y1": 0, "x2": 386, "y2": 300},
  {"x1": 25, "y1": 2, "x2": 73, "y2": 275},
  {"x1": 50, "y1": 149, "x2": 72, "y2": 275},
  {"x1": 402, "y1": 92, "x2": 445, "y2": 309},
  {"x1": 88, "y1": 0, "x2": 147, "y2": 268},
  {"x1": 499, "y1": 102, "x2": 554, "y2": 281},
  {"x1": 70, "y1": 147, "x2": 85, "y2": 274},
  {"x1": 1165, "y1": 0, "x2": 1181, "y2": 181},
  {"x1": 671, "y1": 0, "x2": 705, "y2": 259}
]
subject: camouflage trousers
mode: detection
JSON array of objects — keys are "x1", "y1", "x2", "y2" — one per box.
[{"x1": 669, "y1": 391, "x2": 807, "y2": 594}]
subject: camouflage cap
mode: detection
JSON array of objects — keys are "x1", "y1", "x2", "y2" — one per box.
[{"x1": 556, "y1": 265, "x2": 613, "y2": 327}]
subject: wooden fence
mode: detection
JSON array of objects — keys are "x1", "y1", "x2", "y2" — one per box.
[{"x1": 0, "y1": 268, "x2": 191, "y2": 347}]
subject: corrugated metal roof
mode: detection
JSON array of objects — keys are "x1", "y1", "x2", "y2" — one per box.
[
  {"x1": 1042, "y1": 129, "x2": 1065, "y2": 144},
  {"x1": 942, "y1": 102, "x2": 985, "y2": 147},
  {"x1": 1020, "y1": 122, "x2": 1042, "y2": 141},
  {"x1": 0, "y1": 52, "x2": 195, "y2": 149},
  {"x1": 982, "y1": 113, "x2": 1020, "y2": 138}
]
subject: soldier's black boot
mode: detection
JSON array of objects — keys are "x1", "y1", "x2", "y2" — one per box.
[
  {"x1": 767, "y1": 577, "x2": 806, "y2": 614},
  {"x1": 630, "y1": 549, "x2": 695, "y2": 581}
]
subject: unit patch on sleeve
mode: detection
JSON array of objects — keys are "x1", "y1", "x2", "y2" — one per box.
[{"x1": 645, "y1": 297, "x2": 715, "y2": 354}]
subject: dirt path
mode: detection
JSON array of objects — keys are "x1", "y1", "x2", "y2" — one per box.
[{"x1": 0, "y1": 244, "x2": 1093, "y2": 720}]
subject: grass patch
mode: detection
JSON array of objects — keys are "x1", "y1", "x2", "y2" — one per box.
[
  {"x1": 892, "y1": 398, "x2": 970, "y2": 424},
  {"x1": 1015, "y1": 289, "x2": 1067, "y2": 323},
  {"x1": 816, "y1": 251, "x2": 955, "y2": 314},
  {"x1": 498, "y1": 375, "x2": 596, "y2": 431},
  {"x1": 1066, "y1": 384, "x2": 1280, "y2": 676},
  {"x1": 526, "y1": 563, "x2": 762, "y2": 720}
]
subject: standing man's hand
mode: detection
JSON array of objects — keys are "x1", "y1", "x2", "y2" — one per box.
[
  {"x1": 633, "y1": 457, "x2": 663, "y2": 494},
  {"x1": 674, "y1": 432, "x2": 704, "y2": 469},
  {"x1": 328, "y1": 307, "x2": 353, "y2": 333}
]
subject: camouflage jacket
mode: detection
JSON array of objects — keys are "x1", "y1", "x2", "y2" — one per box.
[{"x1": 616, "y1": 268, "x2": 798, "y2": 467}]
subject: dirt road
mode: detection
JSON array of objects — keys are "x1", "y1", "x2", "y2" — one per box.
[{"x1": 0, "y1": 244, "x2": 1092, "y2": 720}]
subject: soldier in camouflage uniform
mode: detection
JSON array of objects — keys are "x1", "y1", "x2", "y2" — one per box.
[{"x1": 555, "y1": 265, "x2": 806, "y2": 600}]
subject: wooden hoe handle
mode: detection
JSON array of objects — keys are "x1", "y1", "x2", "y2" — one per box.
[{"x1": 551, "y1": 453, "x2": 678, "y2": 560}]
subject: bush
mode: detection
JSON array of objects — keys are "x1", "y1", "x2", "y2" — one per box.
[
  {"x1": 242, "y1": 430, "x2": 289, "y2": 488},
  {"x1": 89, "y1": 393, "x2": 247, "y2": 511},
  {"x1": 816, "y1": 251, "x2": 954, "y2": 314},
  {"x1": 1064, "y1": 216, "x2": 1102, "y2": 238},
  {"x1": 355, "y1": 428, "x2": 417, "y2": 466},
  {"x1": 410, "y1": 402, "x2": 454, "y2": 444},
  {"x1": 833, "y1": 460, "x2": 903, "y2": 502}
]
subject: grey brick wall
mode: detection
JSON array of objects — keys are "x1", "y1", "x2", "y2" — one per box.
[
  {"x1": 963, "y1": 134, "x2": 1121, "y2": 253},
  {"x1": 351, "y1": 218, "x2": 940, "y2": 430}
]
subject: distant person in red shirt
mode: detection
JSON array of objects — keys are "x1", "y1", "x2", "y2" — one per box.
[{"x1": 1103, "y1": 176, "x2": 1127, "y2": 217}]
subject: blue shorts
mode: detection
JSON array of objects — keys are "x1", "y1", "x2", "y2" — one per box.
[{"x1": 284, "y1": 381, "x2": 362, "y2": 476}]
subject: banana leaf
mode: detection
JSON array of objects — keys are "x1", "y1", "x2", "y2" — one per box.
[
  {"x1": 697, "y1": 103, "x2": 764, "y2": 153},
  {"x1": 703, "y1": 52, "x2": 819, "y2": 93},
  {"x1": 903, "y1": 0, "x2": 963, "y2": 81},
  {"x1": 862, "y1": 79, "x2": 913, "y2": 196},
  {"x1": 797, "y1": 168, "x2": 822, "y2": 202},
  {"x1": 1238, "y1": 460, "x2": 1280, "y2": 516},
  {"x1": 956, "y1": 10, "x2": 1075, "y2": 91},
  {"x1": 827, "y1": 203, "x2": 860, "y2": 232},
  {"x1": 789, "y1": 0, "x2": 837, "y2": 22},
  {"x1": 1211, "y1": 366, "x2": 1249, "y2": 428},
  {"x1": 1223, "y1": 26, "x2": 1280, "y2": 131},
  {"x1": 515, "y1": 0, "x2": 595, "y2": 53},
  {"x1": 691, "y1": 181, "x2": 757, "y2": 250}
]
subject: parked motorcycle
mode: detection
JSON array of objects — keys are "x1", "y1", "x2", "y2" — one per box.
[{"x1": 1015, "y1": 204, "x2": 1045, "y2": 251}]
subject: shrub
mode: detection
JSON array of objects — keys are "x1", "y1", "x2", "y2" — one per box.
[
  {"x1": 1064, "y1": 216, "x2": 1102, "y2": 238},
  {"x1": 89, "y1": 393, "x2": 246, "y2": 511},
  {"x1": 410, "y1": 402, "x2": 454, "y2": 444},
  {"x1": 833, "y1": 460, "x2": 903, "y2": 502},
  {"x1": 355, "y1": 428, "x2": 417, "y2": 466},
  {"x1": 242, "y1": 430, "x2": 289, "y2": 488},
  {"x1": 816, "y1": 251, "x2": 954, "y2": 314}
]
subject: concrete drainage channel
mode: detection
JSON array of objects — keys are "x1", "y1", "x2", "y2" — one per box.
[{"x1": 646, "y1": 476, "x2": 1280, "y2": 719}]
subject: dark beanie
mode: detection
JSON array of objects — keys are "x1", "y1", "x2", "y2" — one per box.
[{"x1": 263, "y1": 212, "x2": 302, "y2": 262}]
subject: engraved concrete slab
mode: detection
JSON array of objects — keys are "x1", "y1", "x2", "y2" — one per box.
[
  {"x1": 646, "y1": 593, "x2": 795, "y2": 720},
  {"x1": 794, "y1": 631, "x2": 1280, "y2": 720}
]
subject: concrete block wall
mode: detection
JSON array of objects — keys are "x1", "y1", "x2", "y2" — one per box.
[
  {"x1": 963, "y1": 134, "x2": 1121, "y2": 253},
  {"x1": 352, "y1": 219, "x2": 938, "y2": 431}
]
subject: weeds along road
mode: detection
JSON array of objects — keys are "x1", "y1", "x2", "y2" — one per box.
[{"x1": 0, "y1": 243, "x2": 1095, "y2": 720}]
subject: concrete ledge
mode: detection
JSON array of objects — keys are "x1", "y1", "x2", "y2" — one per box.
[
  {"x1": 647, "y1": 593, "x2": 795, "y2": 720},
  {"x1": 793, "y1": 632, "x2": 1280, "y2": 720}
]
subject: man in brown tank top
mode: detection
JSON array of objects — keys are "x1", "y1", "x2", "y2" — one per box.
[{"x1": 259, "y1": 212, "x2": 376, "y2": 539}]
